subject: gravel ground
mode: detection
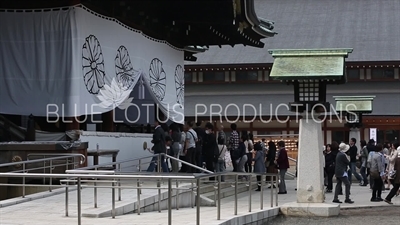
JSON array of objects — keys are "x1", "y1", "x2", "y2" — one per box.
[{"x1": 268, "y1": 207, "x2": 400, "y2": 225}]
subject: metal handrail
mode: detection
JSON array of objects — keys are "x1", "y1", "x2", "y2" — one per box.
[
  {"x1": 287, "y1": 157, "x2": 297, "y2": 178},
  {"x1": 288, "y1": 157, "x2": 297, "y2": 162},
  {"x1": 75, "y1": 154, "x2": 156, "y2": 170},
  {"x1": 0, "y1": 154, "x2": 85, "y2": 196},
  {"x1": 0, "y1": 171, "x2": 279, "y2": 225},
  {"x1": 0, "y1": 154, "x2": 86, "y2": 168},
  {"x1": 76, "y1": 153, "x2": 212, "y2": 174},
  {"x1": 27, "y1": 153, "x2": 87, "y2": 164}
]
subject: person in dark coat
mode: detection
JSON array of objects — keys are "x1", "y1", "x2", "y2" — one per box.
[
  {"x1": 194, "y1": 121, "x2": 205, "y2": 170},
  {"x1": 253, "y1": 143, "x2": 265, "y2": 191},
  {"x1": 202, "y1": 122, "x2": 217, "y2": 179},
  {"x1": 324, "y1": 144, "x2": 336, "y2": 193},
  {"x1": 276, "y1": 141, "x2": 289, "y2": 194},
  {"x1": 266, "y1": 141, "x2": 277, "y2": 186},
  {"x1": 147, "y1": 120, "x2": 168, "y2": 172}
]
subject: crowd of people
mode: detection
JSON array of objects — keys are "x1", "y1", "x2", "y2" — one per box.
[
  {"x1": 145, "y1": 120, "x2": 289, "y2": 194},
  {"x1": 325, "y1": 139, "x2": 400, "y2": 204}
]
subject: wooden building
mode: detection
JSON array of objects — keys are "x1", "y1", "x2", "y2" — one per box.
[
  {"x1": 0, "y1": 0, "x2": 276, "y2": 140},
  {"x1": 184, "y1": 0, "x2": 400, "y2": 147}
]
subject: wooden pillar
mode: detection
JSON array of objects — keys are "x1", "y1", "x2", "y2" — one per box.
[
  {"x1": 25, "y1": 114, "x2": 36, "y2": 141},
  {"x1": 102, "y1": 110, "x2": 114, "y2": 132}
]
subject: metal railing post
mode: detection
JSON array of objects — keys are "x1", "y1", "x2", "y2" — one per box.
[
  {"x1": 191, "y1": 181, "x2": 194, "y2": 208},
  {"x1": 157, "y1": 154, "x2": 161, "y2": 173},
  {"x1": 43, "y1": 160, "x2": 46, "y2": 185},
  {"x1": 217, "y1": 175, "x2": 221, "y2": 220},
  {"x1": 158, "y1": 180, "x2": 161, "y2": 212},
  {"x1": 94, "y1": 167, "x2": 97, "y2": 208},
  {"x1": 168, "y1": 178, "x2": 172, "y2": 225},
  {"x1": 213, "y1": 176, "x2": 217, "y2": 207},
  {"x1": 260, "y1": 175, "x2": 264, "y2": 210},
  {"x1": 196, "y1": 178, "x2": 201, "y2": 225},
  {"x1": 176, "y1": 180, "x2": 179, "y2": 210},
  {"x1": 49, "y1": 160, "x2": 53, "y2": 192},
  {"x1": 112, "y1": 180, "x2": 116, "y2": 219},
  {"x1": 139, "y1": 159, "x2": 141, "y2": 172},
  {"x1": 77, "y1": 177, "x2": 82, "y2": 225},
  {"x1": 248, "y1": 174, "x2": 252, "y2": 212},
  {"x1": 234, "y1": 174, "x2": 238, "y2": 215},
  {"x1": 137, "y1": 179, "x2": 141, "y2": 215},
  {"x1": 118, "y1": 163, "x2": 121, "y2": 201},
  {"x1": 22, "y1": 163, "x2": 26, "y2": 198},
  {"x1": 65, "y1": 185, "x2": 69, "y2": 216},
  {"x1": 270, "y1": 174, "x2": 273, "y2": 207},
  {"x1": 275, "y1": 174, "x2": 279, "y2": 207}
]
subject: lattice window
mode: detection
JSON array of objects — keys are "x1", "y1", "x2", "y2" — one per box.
[{"x1": 298, "y1": 80, "x2": 319, "y2": 102}]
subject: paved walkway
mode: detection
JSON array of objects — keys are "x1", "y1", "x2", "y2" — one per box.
[{"x1": 0, "y1": 180, "x2": 399, "y2": 225}]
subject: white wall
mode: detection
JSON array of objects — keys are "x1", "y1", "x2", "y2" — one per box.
[{"x1": 80, "y1": 131, "x2": 153, "y2": 172}]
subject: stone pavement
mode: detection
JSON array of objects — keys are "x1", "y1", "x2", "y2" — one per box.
[{"x1": 0, "y1": 180, "x2": 399, "y2": 225}]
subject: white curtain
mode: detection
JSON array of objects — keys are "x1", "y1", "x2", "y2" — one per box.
[{"x1": 0, "y1": 5, "x2": 184, "y2": 124}]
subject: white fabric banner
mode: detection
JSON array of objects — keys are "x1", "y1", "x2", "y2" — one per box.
[{"x1": 0, "y1": 6, "x2": 184, "y2": 123}]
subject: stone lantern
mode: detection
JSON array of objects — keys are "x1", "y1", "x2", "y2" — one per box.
[
  {"x1": 333, "y1": 96, "x2": 375, "y2": 150},
  {"x1": 268, "y1": 48, "x2": 353, "y2": 217}
]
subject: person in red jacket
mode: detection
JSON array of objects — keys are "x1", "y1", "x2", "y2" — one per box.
[{"x1": 275, "y1": 141, "x2": 289, "y2": 194}]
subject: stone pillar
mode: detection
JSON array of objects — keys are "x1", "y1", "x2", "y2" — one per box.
[
  {"x1": 296, "y1": 114, "x2": 324, "y2": 203},
  {"x1": 280, "y1": 112, "x2": 339, "y2": 217},
  {"x1": 349, "y1": 127, "x2": 361, "y2": 153}
]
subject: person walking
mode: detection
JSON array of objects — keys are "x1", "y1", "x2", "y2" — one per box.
[
  {"x1": 384, "y1": 145, "x2": 400, "y2": 204},
  {"x1": 370, "y1": 144, "x2": 386, "y2": 202},
  {"x1": 333, "y1": 143, "x2": 354, "y2": 204},
  {"x1": 147, "y1": 120, "x2": 168, "y2": 172},
  {"x1": 347, "y1": 138, "x2": 363, "y2": 185}
]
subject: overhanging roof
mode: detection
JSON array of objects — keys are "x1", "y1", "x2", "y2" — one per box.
[
  {"x1": 186, "y1": 0, "x2": 400, "y2": 65},
  {"x1": 0, "y1": 0, "x2": 277, "y2": 61}
]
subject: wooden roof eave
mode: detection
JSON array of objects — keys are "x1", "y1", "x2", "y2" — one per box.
[{"x1": 241, "y1": 0, "x2": 277, "y2": 38}]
